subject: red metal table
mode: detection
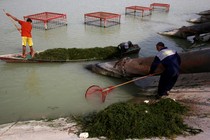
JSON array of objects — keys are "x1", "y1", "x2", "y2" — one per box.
[
  {"x1": 125, "y1": 6, "x2": 152, "y2": 17},
  {"x1": 84, "y1": 12, "x2": 121, "y2": 27},
  {"x1": 24, "y1": 12, "x2": 67, "y2": 30},
  {"x1": 150, "y1": 3, "x2": 170, "y2": 12}
]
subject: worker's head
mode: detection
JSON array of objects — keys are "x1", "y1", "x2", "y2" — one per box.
[
  {"x1": 156, "y1": 42, "x2": 165, "y2": 51},
  {"x1": 128, "y1": 41, "x2": 133, "y2": 47},
  {"x1": 26, "y1": 18, "x2": 32, "y2": 23}
]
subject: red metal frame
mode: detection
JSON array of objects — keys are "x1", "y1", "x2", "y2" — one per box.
[
  {"x1": 84, "y1": 12, "x2": 121, "y2": 27},
  {"x1": 125, "y1": 6, "x2": 152, "y2": 17},
  {"x1": 24, "y1": 12, "x2": 67, "y2": 30},
  {"x1": 85, "y1": 12, "x2": 120, "y2": 20},
  {"x1": 24, "y1": 12, "x2": 66, "y2": 21},
  {"x1": 150, "y1": 3, "x2": 170, "y2": 12}
]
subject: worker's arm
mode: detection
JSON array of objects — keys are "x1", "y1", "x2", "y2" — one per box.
[
  {"x1": 149, "y1": 56, "x2": 161, "y2": 74},
  {"x1": 6, "y1": 13, "x2": 19, "y2": 22}
]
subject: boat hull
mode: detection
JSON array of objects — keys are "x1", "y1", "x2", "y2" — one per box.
[
  {"x1": 0, "y1": 53, "x2": 36, "y2": 63},
  {"x1": 0, "y1": 45, "x2": 140, "y2": 63},
  {"x1": 86, "y1": 47, "x2": 210, "y2": 78},
  {"x1": 158, "y1": 22, "x2": 210, "y2": 38}
]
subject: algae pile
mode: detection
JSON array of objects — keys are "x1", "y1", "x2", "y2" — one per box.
[
  {"x1": 34, "y1": 46, "x2": 119, "y2": 61},
  {"x1": 75, "y1": 99, "x2": 201, "y2": 140}
]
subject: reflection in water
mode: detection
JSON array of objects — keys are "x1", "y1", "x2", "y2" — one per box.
[{"x1": 25, "y1": 69, "x2": 40, "y2": 96}]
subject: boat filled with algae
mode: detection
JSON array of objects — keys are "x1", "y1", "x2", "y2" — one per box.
[{"x1": 0, "y1": 45, "x2": 140, "y2": 63}]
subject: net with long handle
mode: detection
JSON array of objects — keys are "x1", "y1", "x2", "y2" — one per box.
[
  {"x1": 85, "y1": 74, "x2": 156, "y2": 103},
  {"x1": 85, "y1": 85, "x2": 114, "y2": 102},
  {"x1": 85, "y1": 85, "x2": 103, "y2": 102}
]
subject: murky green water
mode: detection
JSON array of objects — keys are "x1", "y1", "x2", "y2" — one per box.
[{"x1": 0, "y1": 0, "x2": 209, "y2": 124}]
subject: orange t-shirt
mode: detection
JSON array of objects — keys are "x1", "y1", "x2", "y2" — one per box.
[{"x1": 18, "y1": 20, "x2": 32, "y2": 37}]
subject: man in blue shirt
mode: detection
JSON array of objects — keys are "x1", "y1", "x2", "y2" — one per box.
[{"x1": 149, "y1": 42, "x2": 181, "y2": 99}]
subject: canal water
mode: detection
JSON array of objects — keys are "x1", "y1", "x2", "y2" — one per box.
[{"x1": 0, "y1": 0, "x2": 209, "y2": 124}]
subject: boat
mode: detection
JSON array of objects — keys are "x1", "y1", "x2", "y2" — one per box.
[
  {"x1": 158, "y1": 22, "x2": 210, "y2": 38},
  {"x1": 188, "y1": 15, "x2": 210, "y2": 24},
  {"x1": 0, "y1": 53, "x2": 37, "y2": 63},
  {"x1": 198, "y1": 10, "x2": 210, "y2": 15},
  {"x1": 0, "y1": 53, "x2": 98, "y2": 63},
  {"x1": 0, "y1": 45, "x2": 140, "y2": 63},
  {"x1": 121, "y1": 44, "x2": 140, "y2": 55},
  {"x1": 86, "y1": 47, "x2": 210, "y2": 78}
]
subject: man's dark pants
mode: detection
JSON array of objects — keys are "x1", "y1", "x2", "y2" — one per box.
[{"x1": 158, "y1": 72, "x2": 179, "y2": 96}]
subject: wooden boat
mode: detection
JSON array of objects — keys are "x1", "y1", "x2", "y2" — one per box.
[
  {"x1": 198, "y1": 10, "x2": 210, "y2": 15},
  {"x1": 0, "y1": 53, "x2": 37, "y2": 63},
  {"x1": 121, "y1": 44, "x2": 140, "y2": 56},
  {"x1": 0, "y1": 53, "x2": 99, "y2": 63},
  {"x1": 0, "y1": 45, "x2": 140, "y2": 63},
  {"x1": 188, "y1": 15, "x2": 210, "y2": 24},
  {"x1": 135, "y1": 72, "x2": 210, "y2": 89},
  {"x1": 188, "y1": 10, "x2": 210, "y2": 24},
  {"x1": 158, "y1": 22, "x2": 210, "y2": 38},
  {"x1": 86, "y1": 47, "x2": 210, "y2": 78}
]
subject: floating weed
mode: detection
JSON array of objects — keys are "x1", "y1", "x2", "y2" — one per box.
[
  {"x1": 74, "y1": 99, "x2": 201, "y2": 140},
  {"x1": 34, "y1": 46, "x2": 119, "y2": 61}
]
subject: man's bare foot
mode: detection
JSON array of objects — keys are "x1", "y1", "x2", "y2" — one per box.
[
  {"x1": 30, "y1": 52, "x2": 35, "y2": 58},
  {"x1": 22, "y1": 55, "x2": 26, "y2": 58}
]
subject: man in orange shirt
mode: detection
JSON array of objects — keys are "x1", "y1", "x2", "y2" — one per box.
[{"x1": 6, "y1": 13, "x2": 35, "y2": 58}]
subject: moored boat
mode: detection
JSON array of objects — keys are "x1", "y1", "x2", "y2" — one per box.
[
  {"x1": 0, "y1": 53, "x2": 37, "y2": 63},
  {"x1": 198, "y1": 10, "x2": 210, "y2": 15},
  {"x1": 188, "y1": 15, "x2": 210, "y2": 24},
  {"x1": 86, "y1": 47, "x2": 210, "y2": 78},
  {"x1": 121, "y1": 44, "x2": 140, "y2": 55},
  {"x1": 158, "y1": 22, "x2": 210, "y2": 38},
  {"x1": 0, "y1": 45, "x2": 140, "y2": 63}
]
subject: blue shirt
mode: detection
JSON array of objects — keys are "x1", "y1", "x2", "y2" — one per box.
[{"x1": 149, "y1": 47, "x2": 181, "y2": 76}]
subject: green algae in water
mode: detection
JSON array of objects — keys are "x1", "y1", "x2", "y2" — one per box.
[
  {"x1": 75, "y1": 99, "x2": 199, "y2": 140},
  {"x1": 34, "y1": 46, "x2": 119, "y2": 61}
]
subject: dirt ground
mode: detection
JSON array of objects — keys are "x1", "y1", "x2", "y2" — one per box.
[
  {"x1": 169, "y1": 86, "x2": 210, "y2": 140},
  {"x1": 0, "y1": 73, "x2": 210, "y2": 140}
]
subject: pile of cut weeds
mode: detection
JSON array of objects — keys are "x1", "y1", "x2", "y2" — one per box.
[
  {"x1": 75, "y1": 98, "x2": 202, "y2": 140},
  {"x1": 34, "y1": 46, "x2": 119, "y2": 61}
]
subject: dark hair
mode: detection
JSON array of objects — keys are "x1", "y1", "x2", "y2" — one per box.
[
  {"x1": 27, "y1": 18, "x2": 32, "y2": 23},
  {"x1": 156, "y1": 42, "x2": 165, "y2": 47},
  {"x1": 128, "y1": 41, "x2": 133, "y2": 46}
]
